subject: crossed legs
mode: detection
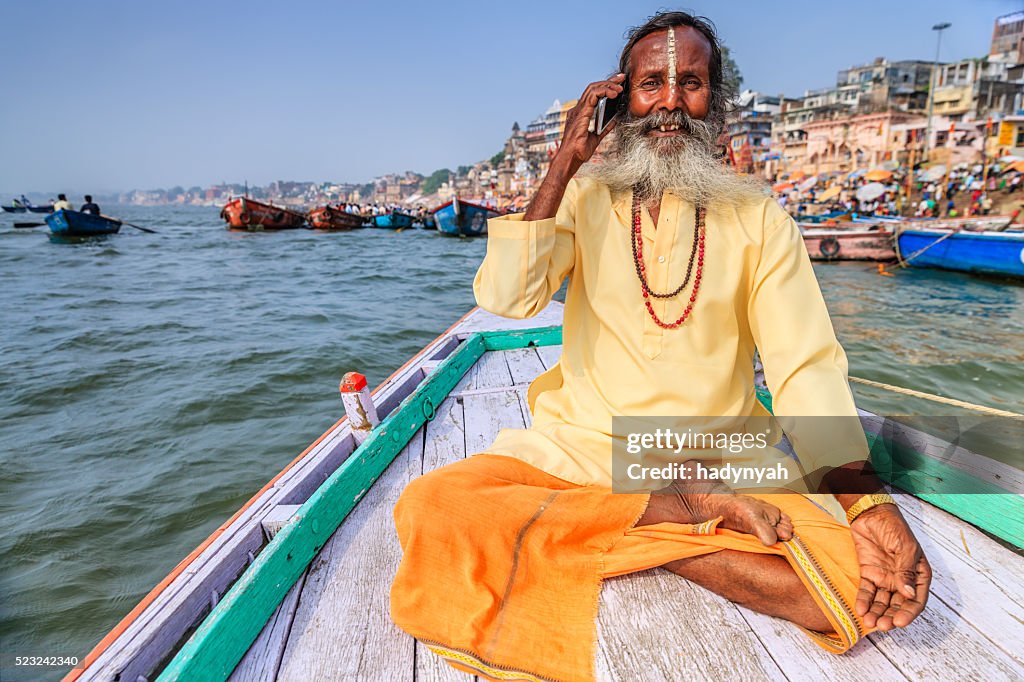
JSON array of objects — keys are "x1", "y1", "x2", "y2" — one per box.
[{"x1": 637, "y1": 480, "x2": 833, "y2": 632}]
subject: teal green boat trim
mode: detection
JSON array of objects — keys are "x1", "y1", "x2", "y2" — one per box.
[
  {"x1": 757, "y1": 386, "x2": 1022, "y2": 547},
  {"x1": 157, "y1": 326, "x2": 561, "y2": 681},
  {"x1": 479, "y1": 325, "x2": 562, "y2": 351}
]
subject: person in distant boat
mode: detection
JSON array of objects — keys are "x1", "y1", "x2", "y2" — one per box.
[
  {"x1": 80, "y1": 195, "x2": 101, "y2": 215},
  {"x1": 392, "y1": 11, "x2": 930, "y2": 682},
  {"x1": 53, "y1": 194, "x2": 73, "y2": 211}
]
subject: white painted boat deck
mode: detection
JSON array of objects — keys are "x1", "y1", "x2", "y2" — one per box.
[{"x1": 227, "y1": 307, "x2": 1024, "y2": 682}]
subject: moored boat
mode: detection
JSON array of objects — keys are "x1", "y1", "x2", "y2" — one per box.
[
  {"x1": 307, "y1": 205, "x2": 364, "y2": 230},
  {"x1": 369, "y1": 211, "x2": 415, "y2": 229},
  {"x1": 917, "y1": 215, "x2": 1016, "y2": 231},
  {"x1": 896, "y1": 227, "x2": 1024, "y2": 279},
  {"x1": 800, "y1": 225, "x2": 896, "y2": 261},
  {"x1": 220, "y1": 197, "x2": 306, "y2": 230},
  {"x1": 44, "y1": 209, "x2": 121, "y2": 237},
  {"x1": 433, "y1": 197, "x2": 499, "y2": 237},
  {"x1": 65, "y1": 303, "x2": 1024, "y2": 682}
]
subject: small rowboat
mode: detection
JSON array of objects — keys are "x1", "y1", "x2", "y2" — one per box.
[
  {"x1": 45, "y1": 209, "x2": 121, "y2": 237},
  {"x1": 220, "y1": 197, "x2": 306, "y2": 230},
  {"x1": 896, "y1": 228, "x2": 1024, "y2": 279},
  {"x1": 2, "y1": 204, "x2": 27, "y2": 213},
  {"x1": 370, "y1": 211, "x2": 415, "y2": 229},
  {"x1": 799, "y1": 225, "x2": 896, "y2": 261},
  {"x1": 307, "y1": 205, "x2": 364, "y2": 230},
  {"x1": 67, "y1": 303, "x2": 1024, "y2": 682},
  {"x1": 433, "y1": 197, "x2": 499, "y2": 237}
]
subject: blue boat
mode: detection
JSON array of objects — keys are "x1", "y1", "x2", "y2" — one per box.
[
  {"x1": 370, "y1": 211, "x2": 415, "y2": 229},
  {"x1": 45, "y1": 209, "x2": 122, "y2": 237},
  {"x1": 432, "y1": 198, "x2": 499, "y2": 237},
  {"x1": 896, "y1": 228, "x2": 1024, "y2": 279}
]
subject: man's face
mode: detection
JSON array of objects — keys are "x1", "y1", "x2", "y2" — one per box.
[{"x1": 626, "y1": 26, "x2": 712, "y2": 137}]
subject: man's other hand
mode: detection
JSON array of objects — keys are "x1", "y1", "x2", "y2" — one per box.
[{"x1": 850, "y1": 504, "x2": 931, "y2": 631}]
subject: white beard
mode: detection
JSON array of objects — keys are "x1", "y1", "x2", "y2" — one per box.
[{"x1": 580, "y1": 110, "x2": 767, "y2": 208}]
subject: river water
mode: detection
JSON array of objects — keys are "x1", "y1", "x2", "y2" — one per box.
[{"x1": 1, "y1": 205, "x2": 1022, "y2": 680}]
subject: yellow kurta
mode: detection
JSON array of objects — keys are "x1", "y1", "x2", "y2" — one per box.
[{"x1": 473, "y1": 177, "x2": 868, "y2": 502}]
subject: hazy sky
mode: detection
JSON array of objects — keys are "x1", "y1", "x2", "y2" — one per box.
[{"x1": 1, "y1": 0, "x2": 1019, "y2": 194}]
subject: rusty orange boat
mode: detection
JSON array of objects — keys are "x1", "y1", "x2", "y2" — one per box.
[
  {"x1": 220, "y1": 197, "x2": 306, "y2": 230},
  {"x1": 307, "y1": 205, "x2": 365, "y2": 230}
]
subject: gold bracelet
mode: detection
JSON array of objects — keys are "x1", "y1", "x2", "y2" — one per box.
[{"x1": 845, "y1": 493, "x2": 897, "y2": 524}]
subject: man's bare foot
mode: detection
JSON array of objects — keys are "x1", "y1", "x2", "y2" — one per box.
[{"x1": 638, "y1": 471, "x2": 793, "y2": 546}]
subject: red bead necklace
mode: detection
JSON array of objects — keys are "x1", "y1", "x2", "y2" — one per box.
[{"x1": 630, "y1": 188, "x2": 706, "y2": 329}]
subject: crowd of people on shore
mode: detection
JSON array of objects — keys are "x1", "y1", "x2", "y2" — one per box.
[{"x1": 772, "y1": 162, "x2": 1023, "y2": 220}]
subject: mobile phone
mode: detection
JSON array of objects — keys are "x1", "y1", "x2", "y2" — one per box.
[{"x1": 591, "y1": 95, "x2": 620, "y2": 136}]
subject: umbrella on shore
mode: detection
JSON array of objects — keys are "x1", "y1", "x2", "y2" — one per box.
[
  {"x1": 1001, "y1": 160, "x2": 1024, "y2": 174},
  {"x1": 816, "y1": 185, "x2": 842, "y2": 202},
  {"x1": 797, "y1": 176, "x2": 818, "y2": 192},
  {"x1": 865, "y1": 169, "x2": 893, "y2": 181},
  {"x1": 922, "y1": 165, "x2": 947, "y2": 181},
  {"x1": 998, "y1": 155, "x2": 1022, "y2": 163},
  {"x1": 772, "y1": 182, "x2": 795, "y2": 193},
  {"x1": 855, "y1": 182, "x2": 886, "y2": 202},
  {"x1": 788, "y1": 170, "x2": 807, "y2": 182}
]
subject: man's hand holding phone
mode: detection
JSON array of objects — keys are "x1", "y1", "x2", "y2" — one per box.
[
  {"x1": 524, "y1": 73, "x2": 626, "y2": 221},
  {"x1": 557, "y1": 73, "x2": 626, "y2": 176}
]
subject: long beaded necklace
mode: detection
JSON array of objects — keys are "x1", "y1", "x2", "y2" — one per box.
[{"x1": 630, "y1": 187, "x2": 706, "y2": 329}]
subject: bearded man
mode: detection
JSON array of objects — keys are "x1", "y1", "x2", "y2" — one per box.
[{"x1": 391, "y1": 11, "x2": 930, "y2": 681}]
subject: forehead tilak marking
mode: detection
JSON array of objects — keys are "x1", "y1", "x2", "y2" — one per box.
[{"x1": 667, "y1": 28, "x2": 677, "y2": 100}]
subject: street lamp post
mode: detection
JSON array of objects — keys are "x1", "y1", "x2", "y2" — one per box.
[{"x1": 923, "y1": 21, "x2": 952, "y2": 163}]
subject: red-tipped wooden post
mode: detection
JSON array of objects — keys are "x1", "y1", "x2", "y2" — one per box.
[{"x1": 339, "y1": 372, "x2": 379, "y2": 444}]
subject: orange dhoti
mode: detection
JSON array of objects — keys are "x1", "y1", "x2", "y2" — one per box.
[{"x1": 390, "y1": 454, "x2": 871, "y2": 682}]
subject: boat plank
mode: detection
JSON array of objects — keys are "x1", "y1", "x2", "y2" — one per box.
[
  {"x1": 463, "y1": 389, "x2": 528, "y2": 454},
  {"x1": 414, "y1": 395, "x2": 475, "y2": 681},
  {"x1": 422, "y1": 395, "x2": 467, "y2": 472},
  {"x1": 229, "y1": 571, "x2": 307, "y2": 682},
  {"x1": 535, "y1": 344, "x2": 562, "y2": 370},
  {"x1": 452, "y1": 351, "x2": 513, "y2": 393},
  {"x1": 274, "y1": 432, "x2": 424, "y2": 682},
  {"x1": 897, "y1": 494, "x2": 1024, "y2": 604},
  {"x1": 502, "y1": 347, "x2": 547, "y2": 385},
  {"x1": 866, "y1": 592, "x2": 1024, "y2": 680},
  {"x1": 894, "y1": 496, "x2": 1024, "y2": 666},
  {"x1": 515, "y1": 388, "x2": 533, "y2": 428},
  {"x1": 738, "y1": 608, "x2": 907, "y2": 681},
  {"x1": 596, "y1": 569, "x2": 788, "y2": 681},
  {"x1": 892, "y1": 499, "x2": 1019, "y2": 663}
]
